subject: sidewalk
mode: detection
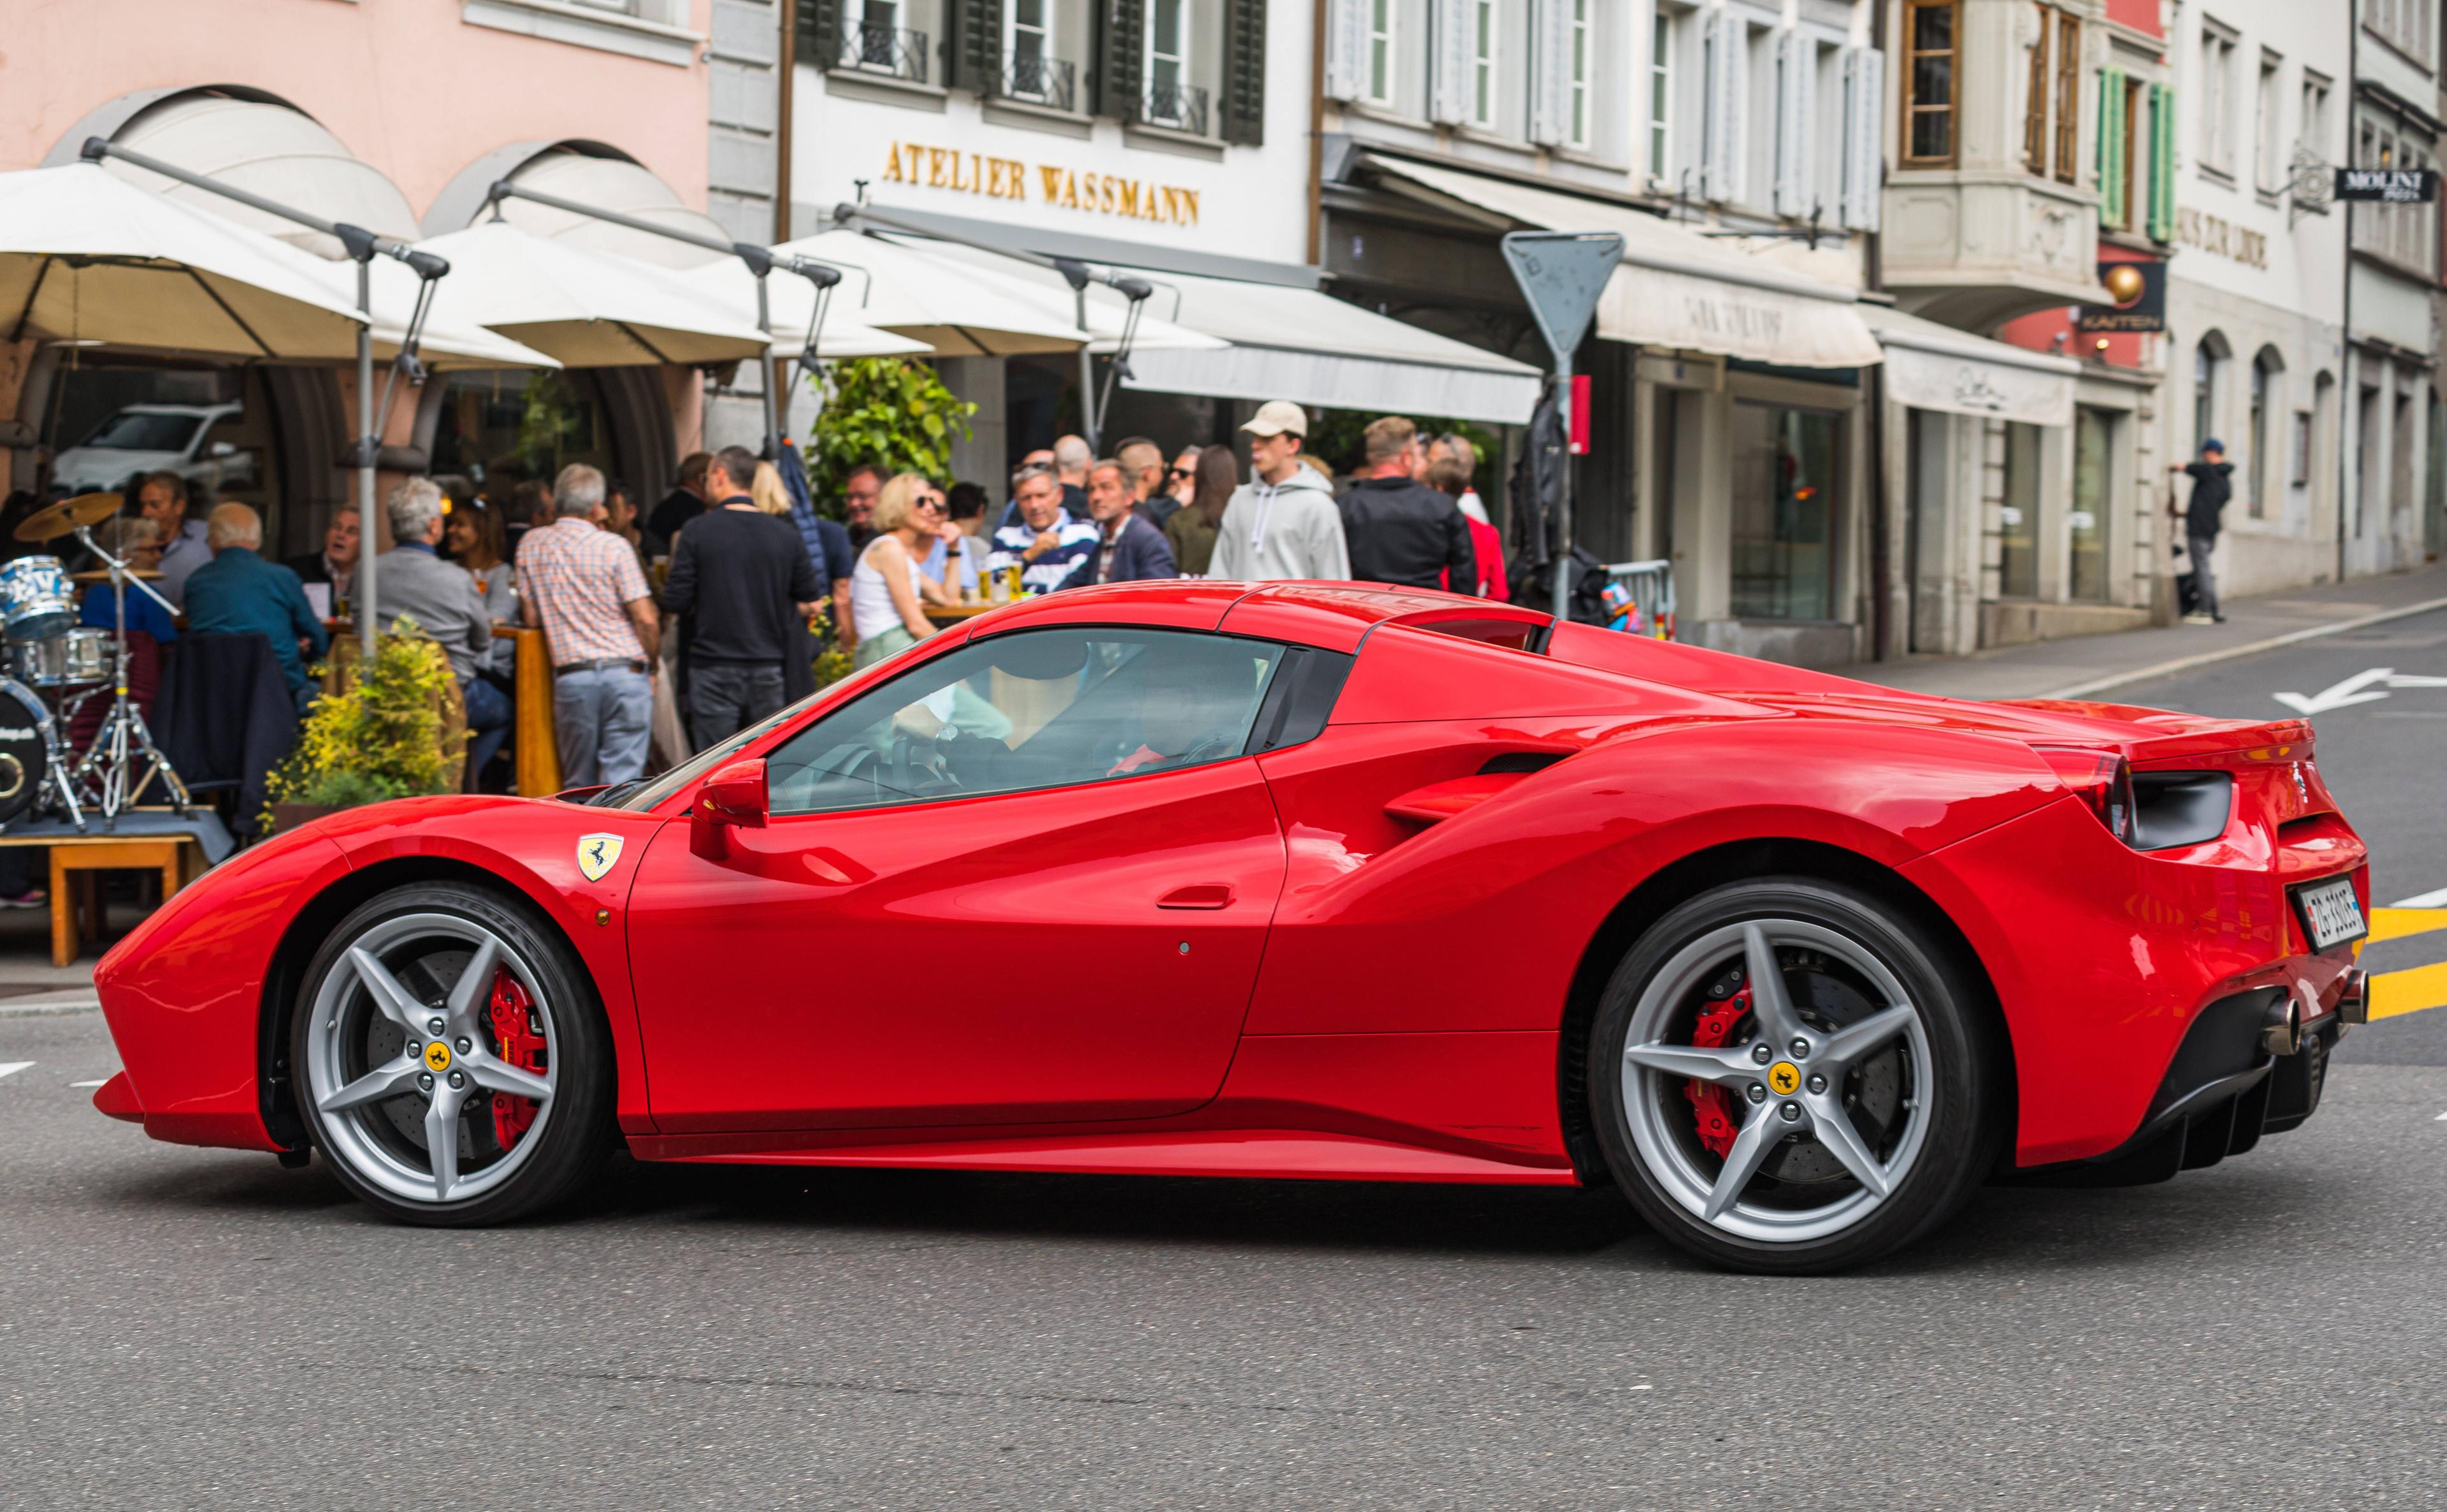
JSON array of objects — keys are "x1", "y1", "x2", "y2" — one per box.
[{"x1": 1847, "y1": 564, "x2": 2447, "y2": 702}]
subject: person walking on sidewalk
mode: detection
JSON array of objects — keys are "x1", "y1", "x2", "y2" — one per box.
[
  {"x1": 1211, "y1": 402, "x2": 1349, "y2": 581},
  {"x1": 2169, "y1": 440, "x2": 2234, "y2": 624}
]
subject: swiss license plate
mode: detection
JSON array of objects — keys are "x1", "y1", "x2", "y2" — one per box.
[{"x1": 2293, "y1": 876, "x2": 2369, "y2": 951}]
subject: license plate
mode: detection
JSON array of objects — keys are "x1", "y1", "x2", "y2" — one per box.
[{"x1": 2293, "y1": 876, "x2": 2368, "y2": 951}]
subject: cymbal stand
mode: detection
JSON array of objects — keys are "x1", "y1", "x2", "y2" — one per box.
[{"x1": 66, "y1": 524, "x2": 190, "y2": 827}]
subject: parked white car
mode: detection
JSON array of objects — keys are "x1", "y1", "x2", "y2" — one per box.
[{"x1": 51, "y1": 403, "x2": 256, "y2": 495}]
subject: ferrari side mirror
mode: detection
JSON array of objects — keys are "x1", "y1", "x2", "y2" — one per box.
[{"x1": 698, "y1": 758, "x2": 769, "y2": 828}]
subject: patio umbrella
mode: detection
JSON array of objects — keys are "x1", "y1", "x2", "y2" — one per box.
[{"x1": 683, "y1": 229, "x2": 1094, "y2": 356}]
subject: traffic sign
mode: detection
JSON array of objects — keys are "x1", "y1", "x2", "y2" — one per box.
[{"x1": 1501, "y1": 231, "x2": 1623, "y2": 365}]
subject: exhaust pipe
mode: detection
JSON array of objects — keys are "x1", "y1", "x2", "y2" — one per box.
[
  {"x1": 2260, "y1": 991, "x2": 2306, "y2": 1058},
  {"x1": 2335, "y1": 968, "x2": 2369, "y2": 1028}
]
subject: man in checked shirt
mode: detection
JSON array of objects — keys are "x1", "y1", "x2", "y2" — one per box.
[{"x1": 516, "y1": 464, "x2": 661, "y2": 788}]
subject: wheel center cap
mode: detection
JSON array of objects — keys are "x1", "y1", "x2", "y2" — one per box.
[
  {"x1": 1767, "y1": 1060, "x2": 1801, "y2": 1096},
  {"x1": 422, "y1": 1041, "x2": 453, "y2": 1074}
]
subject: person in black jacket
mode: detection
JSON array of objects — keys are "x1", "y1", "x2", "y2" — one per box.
[
  {"x1": 2167, "y1": 439, "x2": 2233, "y2": 624},
  {"x1": 1338, "y1": 415, "x2": 1475, "y2": 592},
  {"x1": 660, "y1": 446, "x2": 823, "y2": 746},
  {"x1": 1056, "y1": 459, "x2": 1177, "y2": 589}
]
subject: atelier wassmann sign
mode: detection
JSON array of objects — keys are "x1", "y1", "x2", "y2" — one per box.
[
  {"x1": 2335, "y1": 169, "x2": 2439, "y2": 203},
  {"x1": 2077, "y1": 259, "x2": 2165, "y2": 334}
]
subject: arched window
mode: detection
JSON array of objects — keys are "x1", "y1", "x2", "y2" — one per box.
[
  {"x1": 2249, "y1": 347, "x2": 2285, "y2": 517},
  {"x1": 2193, "y1": 336, "x2": 2227, "y2": 456}
]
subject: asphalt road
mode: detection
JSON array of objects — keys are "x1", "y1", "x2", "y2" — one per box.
[{"x1": 4, "y1": 621, "x2": 2445, "y2": 1510}]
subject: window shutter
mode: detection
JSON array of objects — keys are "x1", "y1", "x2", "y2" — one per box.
[
  {"x1": 1095, "y1": 0, "x2": 1145, "y2": 120},
  {"x1": 1431, "y1": 0, "x2": 1473, "y2": 125},
  {"x1": 1323, "y1": 0, "x2": 1369, "y2": 101},
  {"x1": 947, "y1": 0, "x2": 1003, "y2": 92},
  {"x1": 1530, "y1": 0, "x2": 1573, "y2": 145},
  {"x1": 2146, "y1": 82, "x2": 2177, "y2": 240},
  {"x1": 1222, "y1": 0, "x2": 1267, "y2": 143},
  {"x1": 2096, "y1": 64, "x2": 2126, "y2": 228},
  {"x1": 1839, "y1": 45, "x2": 1884, "y2": 229},
  {"x1": 1704, "y1": 11, "x2": 1748, "y2": 201},
  {"x1": 800, "y1": 0, "x2": 842, "y2": 71},
  {"x1": 1774, "y1": 30, "x2": 1813, "y2": 217}
]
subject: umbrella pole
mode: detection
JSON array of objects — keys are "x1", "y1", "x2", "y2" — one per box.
[
  {"x1": 756, "y1": 272, "x2": 780, "y2": 461},
  {"x1": 357, "y1": 257, "x2": 377, "y2": 672},
  {"x1": 1076, "y1": 284, "x2": 1096, "y2": 453}
]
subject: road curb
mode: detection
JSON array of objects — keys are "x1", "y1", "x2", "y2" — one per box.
[{"x1": 2042, "y1": 596, "x2": 2447, "y2": 700}]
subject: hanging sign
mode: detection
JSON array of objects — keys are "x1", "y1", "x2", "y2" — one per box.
[
  {"x1": 2335, "y1": 168, "x2": 2438, "y2": 203},
  {"x1": 2077, "y1": 259, "x2": 2165, "y2": 333}
]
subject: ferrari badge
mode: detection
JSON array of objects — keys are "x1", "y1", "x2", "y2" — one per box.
[
  {"x1": 1768, "y1": 1061, "x2": 1801, "y2": 1097},
  {"x1": 577, "y1": 833, "x2": 623, "y2": 882},
  {"x1": 423, "y1": 1041, "x2": 452, "y2": 1073}
]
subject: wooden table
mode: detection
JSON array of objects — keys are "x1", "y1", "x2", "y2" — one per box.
[
  {"x1": 0, "y1": 825, "x2": 210, "y2": 966},
  {"x1": 922, "y1": 601, "x2": 1002, "y2": 624},
  {"x1": 493, "y1": 626, "x2": 561, "y2": 797}
]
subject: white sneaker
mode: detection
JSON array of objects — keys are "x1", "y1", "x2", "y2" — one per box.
[{"x1": 2182, "y1": 612, "x2": 2216, "y2": 624}]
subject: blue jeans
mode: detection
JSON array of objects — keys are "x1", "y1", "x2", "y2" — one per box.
[
  {"x1": 688, "y1": 660, "x2": 786, "y2": 749},
  {"x1": 462, "y1": 676, "x2": 512, "y2": 784},
  {"x1": 552, "y1": 666, "x2": 652, "y2": 789}
]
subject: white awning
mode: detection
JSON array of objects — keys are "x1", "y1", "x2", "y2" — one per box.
[
  {"x1": 1115, "y1": 270, "x2": 1545, "y2": 424},
  {"x1": 1365, "y1": 156, "x2": 1885, "y2": 370},
  {"x1": 1863, "y1": 306, "x2": 2080, "y2": 428},
  {"x1": 96, "y1": 94, "x2": 422, "y2": 262}
]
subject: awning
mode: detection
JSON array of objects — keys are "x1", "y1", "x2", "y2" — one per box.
[
  {"x1": 1365, "y1": 156, "x2": 1885, "y2": 370},
  {"x1": 1862, "y1": 306, "x2": 2079, "y2": 428}
]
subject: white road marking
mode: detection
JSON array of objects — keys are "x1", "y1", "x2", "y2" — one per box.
[
  {"x1": 0, "y1": 1062, "x2": 31, "y2": 1081},
  {"x1": 2274, "y1": 668, "x2": 2447, "y2": 716},
  {"x1": 68, "y1": 1079, "x2": 105, "y2": 1089},
  {"x1": 2397, "y1": 887, "x2": 2447, "y2": 908},
  {"x1": 2437, "y1": 1112, "x2": 2447, "y2": 1123}
]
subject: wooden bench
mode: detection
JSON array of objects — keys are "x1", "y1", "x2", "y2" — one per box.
[{"x1": 0, "y1": 828, "x2": 210, "y2": 967}]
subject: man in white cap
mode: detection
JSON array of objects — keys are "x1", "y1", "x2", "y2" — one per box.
[{"x1": 1211, "y1": 401, "x2": 1350, "y2": 582}]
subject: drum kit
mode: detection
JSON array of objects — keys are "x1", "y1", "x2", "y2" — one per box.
[{"x1": 0, "y1": 493, "x2": 191, "y2": 831}]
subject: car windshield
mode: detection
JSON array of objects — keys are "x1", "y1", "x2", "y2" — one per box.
[{"x1": 82, "y1": 412, "x2": 201, "y2": 452}]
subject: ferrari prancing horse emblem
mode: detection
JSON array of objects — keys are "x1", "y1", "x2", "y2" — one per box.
[
  {"x1": 1768, "y1": 1061, "x2": 1802, "y2": 1097},
  {"x1": 577, "y1": 833, "x2": 623, "y2": 882}
]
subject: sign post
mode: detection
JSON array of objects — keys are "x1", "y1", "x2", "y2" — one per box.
[{"x1": 1501, "y1": 231, "x2": 1622, "y2": 619}]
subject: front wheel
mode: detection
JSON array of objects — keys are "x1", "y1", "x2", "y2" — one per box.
[
  {"x1": 291, "y1": 883, "x2": 615, "y2": 1226},
  {"x1": 1588, "y1": 879, "x2": 1998, "y2": 1274}
]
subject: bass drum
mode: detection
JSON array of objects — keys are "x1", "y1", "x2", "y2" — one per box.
[{"x1": 0, "y1": 679, "x2": 54, "y2": 825}]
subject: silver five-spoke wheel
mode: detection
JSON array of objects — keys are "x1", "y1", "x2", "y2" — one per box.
[{"x1": 302, "y1": 911, "x2": 560, "y2": 1207}]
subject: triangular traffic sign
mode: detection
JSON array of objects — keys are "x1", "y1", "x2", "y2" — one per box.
[{"x1": 1501, "y1": 231, "x2": 1623, "y2": 365}]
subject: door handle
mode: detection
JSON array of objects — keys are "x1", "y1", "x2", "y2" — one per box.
[{"x1": 1158, "y1": 883, "x2": 1235, "y2": 910}]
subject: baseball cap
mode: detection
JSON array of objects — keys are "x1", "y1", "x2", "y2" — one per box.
[{"x1": 1240, "y1": 400, "x2": 1308, "y2": 438}]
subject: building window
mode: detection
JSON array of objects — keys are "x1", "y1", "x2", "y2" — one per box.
[
  {"x1": 1368, "y1": 0, "x2": 1395, "y2": 104},
  {"x1": 2248, "y1": 350, "x2": 2281, "y2": 517},
  {"x1": 1730, "y1": 405, "x2": 1840, "y2": 621},
  {"x1": 2255, "y1": 52, "x2": 2285, "y2": 194},
  {"x1": 1902, "y1": 0, "x2": 1960, "y2": 166},
  {"x1": 1004, "y1": 0, "x2": 1065, "y2": 102},
  {"x1": 1999, "y1": 421, "x2": 2041, "y2": 600},
  {"x1": 1568, "y1": 0, "x2": 1592, "y2": 147},
  {"x1": 2022, "y1": 6, "x2": 2050, "y2": 175},
  {"x1": 2103, "y1": 71, "x2": 2141, "y2": 227},
  {"x1": 2070, "y1": 408, "x2": 2111, "y2": 602},
  {"x1": 2292, "y1": 409, "x2": 2314, "y2": 486},
  {"x1": 2299, "y1": 72, "x2": 2331, "y2": 165},
  {"x1": 1471, "y1": 0, "x2": 1498, "y2": 127},
  {"x1": 2193, "y1": 338, "x2": 2222, "y2": 452},
  {"x1": 1649, "y1": 10, "x2": 1674, "y2": 182},
  {"x1": 1144, "y1": 0, "x2": 1196, "y2": 128},
  {"x1": 2367, "y1": 0, "x2": 2436, "y2": 64},
  {"x1": 2051, "y1": 12, "x2": 2079, "y2": 182},
  {"x1": 2200, "y1": 25, "x2": 2237, "y2": 177}
]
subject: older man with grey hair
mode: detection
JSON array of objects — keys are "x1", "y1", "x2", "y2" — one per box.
[
  {"x1": 372, "y1": 477, "x2": 512, "y2": 781},
  {"x1": 181, "y1": 501, "x2": 328, "y2": 713},
  {"x1": 516, "y1": 461, "x2": 659, "y2": 787}
]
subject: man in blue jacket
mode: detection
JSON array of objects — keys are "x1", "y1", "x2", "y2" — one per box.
[
  {"x1": 182, "y1": 501, "x2": 328, "y2": 714},
  {"x1": 1057, "y1": 458, "x2": 1176, "y2": 591}
]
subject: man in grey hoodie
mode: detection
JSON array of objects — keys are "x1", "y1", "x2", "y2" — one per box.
[{"x1": 1211, "y1": 401, "x2": 1351, "y2": 581}]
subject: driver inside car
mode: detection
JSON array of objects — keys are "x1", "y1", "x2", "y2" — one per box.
[{"x1": 1104, "y1": 659, "x2": 1257, "y2": 776}]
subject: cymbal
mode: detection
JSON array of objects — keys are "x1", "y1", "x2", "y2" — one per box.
[
  {"x1": 70, "y1": 568, "x2": 162, "y2": 584},
  {"x1": 13, "y1": 492, "x2": 122, "y2": 544}
]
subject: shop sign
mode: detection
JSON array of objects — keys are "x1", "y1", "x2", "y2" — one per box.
[
  {"x1": 2335, "y1": 168, "x2": 2439, "y2": 203},
  {"x1": 1883, "y1": 345, "x2": 2075, "y2": 427},
  {"x1": 2170, "y1": 208, "x2": 2267, "y2": 270},
  {"x1": 878, "y1": 141, "x2": 1202, "y2": 227},
  {"x1": 2078, "y1": 259, "x2": 2165, "y2": 333}
]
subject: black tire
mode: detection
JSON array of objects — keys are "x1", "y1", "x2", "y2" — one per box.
[
  {"x1": 291, "y1": 882, "x2": 616, "y2": 1227},
  {"x1": 1587, "y1": 877, "x2": 1999, "y2": 1274}
]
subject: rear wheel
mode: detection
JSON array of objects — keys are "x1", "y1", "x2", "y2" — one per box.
[
  {"x1": 1588, "y1": 879, "x2": 1997, "y2": 1273},
  {"x1": 291, "y1": 884, "x2": 614, "y2": 1226}
]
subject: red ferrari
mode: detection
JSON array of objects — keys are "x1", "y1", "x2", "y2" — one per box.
[{"x1": 90, "y1": 582, "x2": 2370, "y2": 1272}]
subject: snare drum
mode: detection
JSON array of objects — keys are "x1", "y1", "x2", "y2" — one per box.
[
  {"x1": 17, "y1": 628, "x2": 111, "y2": 687},
  {"x1": 0, "y1": 556, "x2": 73, "y2": 642}
]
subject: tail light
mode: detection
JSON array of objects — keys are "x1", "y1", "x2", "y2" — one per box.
[{"x1": 2036, "y1": 747, "x2": 2135, "y2": 844}]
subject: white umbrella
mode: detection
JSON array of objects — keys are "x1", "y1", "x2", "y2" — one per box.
[
  {"x1": 414, "y1": 221, "x2": 795, "y2": 368},
  {"x1": 685, "y1": 230, "x2": 1094, "y2": 356},
  {"x1": 904, "y1": 241, "x2": 1228, "y2": 356}
]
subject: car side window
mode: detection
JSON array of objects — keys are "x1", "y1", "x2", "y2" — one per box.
[{"x1": 766, "y1": 628, "x2": 1287, "y2": 816}]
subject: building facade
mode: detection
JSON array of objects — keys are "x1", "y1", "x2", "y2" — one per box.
[{"x1": 2345, "y1": 0, "x2": 2439, "y2": 577}]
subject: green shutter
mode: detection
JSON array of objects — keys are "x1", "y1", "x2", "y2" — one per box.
[
  {"x1": 1220, "y1": 0, "x2": 1267, "y2": 145},
  {"x1": 799, "y1": 0, "x2": 841, "y2": 70},
  {"x1": 2146, "y1": 82, "x2": 2177, "y2": 241},
  {"x1": 1095, "y1": 0, "x2": 1145, "y2": 120},
  {"x1": 2097, "y1": 66, "x2": 2126, "y2": 229}
]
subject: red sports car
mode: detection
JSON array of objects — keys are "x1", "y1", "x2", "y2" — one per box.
[{"x1": 90, "y1": 582, "x2": 2371, "y2": 1272}]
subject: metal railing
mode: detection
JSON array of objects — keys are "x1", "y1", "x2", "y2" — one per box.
[
  {"x1": 839, "y1": 23, "x2": 929, "y2": 83},
  {"x1": 995, "y1": 52, "x2": 1077, "y2": 111},
  {"x1": 1601, "y1": 559, "x2": 1678, "y2": 638},
  {"x1": 1141, "y1": 81, "x2": 1209, "y2": 135}
]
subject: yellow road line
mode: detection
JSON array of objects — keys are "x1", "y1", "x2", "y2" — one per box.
[
  {"x1": 2369, "y1": 961, "x2": 2447, "y2": 1021},
  {"x1": 2369, "y1": 908, "x2": 2447, "y2": 944}
]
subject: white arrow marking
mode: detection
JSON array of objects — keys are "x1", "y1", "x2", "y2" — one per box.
[
  {"x1": 2397, "y1": 886, "x2": 2447, "y2": 908},
  {"x1": 0, "y1": 1062, "x2": 31, "y2": 1081},
  {"x1": 68, "y1": 1079, "x2": 105, "y2": 1089},
  {"x1": 2276, "y1": 668, "x2": 2398, "y2": 714}
]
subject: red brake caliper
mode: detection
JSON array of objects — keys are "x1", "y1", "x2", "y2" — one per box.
[
  {"x1": 484, "y1": 968, "x2": 547, "y2": 1149},
  {"x1": 1683, "y1": 984, "x2": 1749, "y2": 1158}
]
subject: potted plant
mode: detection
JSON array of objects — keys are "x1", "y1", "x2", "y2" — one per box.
[{"x1": 264, "y1": 620, "x2": 467, "y2": 833}]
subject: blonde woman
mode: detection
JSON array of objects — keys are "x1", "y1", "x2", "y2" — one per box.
[
  {"x1": 849, "y1": 473, "x2": 947, "y2": 670},
  {"x1": 749, "y1": 459, "x2": 793, "y2": 519}
]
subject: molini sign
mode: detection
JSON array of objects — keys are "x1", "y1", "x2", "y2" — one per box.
[{"x1": 879, "y1": 142, "x2": 1202, "y2": 227}]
